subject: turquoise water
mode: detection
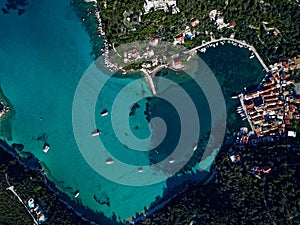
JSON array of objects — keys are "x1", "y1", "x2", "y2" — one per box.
[
  {"x1": 0, "y1": 0, "x2": 166, "y2": 222},
  {"x1": 0, "y1": 0, "x2": 264, "y2": 223}
]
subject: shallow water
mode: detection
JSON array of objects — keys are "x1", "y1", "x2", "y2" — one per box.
[{"x1": 0, "y1": 0, "x2": 264, "y2": 222}]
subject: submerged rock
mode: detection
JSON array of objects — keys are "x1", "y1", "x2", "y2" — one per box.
[{"x1": 12, "y1": 143, "x2": 24, "y2": 151}]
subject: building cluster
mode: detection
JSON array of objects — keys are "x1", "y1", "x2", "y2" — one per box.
[
  {"x1": 249, "y1": 165, "x2": 272, "y2": 179},
  {"x1": 241, "y1": 57, "x2": 300, "y2": 137},
  {"x1": 209, "y1": 10, "x2": 235, "y2": 30},
  {"x1": 121, "y1": 40, "x2": 158, "y2": 69},
  {"x1": 173, "y1": 22, "x2": 197, "y2": 45},
  {"x1": 28, "y1": 198, "x2": 47, "y2": 223},
  {"x1": 143, "y1": 0, "x2": 180, "y2": 14},
  {"x1": 229, "y1": 127, "x2": 274, "y2": 179}
]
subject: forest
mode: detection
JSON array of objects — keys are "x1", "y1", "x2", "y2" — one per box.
[
  {"x1": 93, "y1": 0, "x2": 299, "y2": 65},
  {"x1": 135, "y1": 137, "x2": 300, "y2": 225},
  {"x1": 0, "y1": 144, "x2": 119, "y2": 225}
]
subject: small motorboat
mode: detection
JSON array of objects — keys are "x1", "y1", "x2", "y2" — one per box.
[
  {"x1": 168, "y1": 157, "x2": 175, "y2": 164},
  {"x1": 138, "y1": 167, "x2": 144, "y2": 173},
  {"x1": 74, "y1": 190, "x2": 80, "y2": 198},
  {"x1": 43, "y1": 143, "x2": 50, "y2": 153},
  {"x1": 105, "y1": 157, "x2": 114, "y2": 165},
  {"x1": 193, "y1": 143, "x2": 198, "y2": 151},
  {"x1": 100, "y1": 109, "x2": 109, "y2": 117},
  {"x1": 91, "y1": 129, "x2": 101, "y2": 136}
]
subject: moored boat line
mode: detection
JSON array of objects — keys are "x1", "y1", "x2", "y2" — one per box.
[{"x1": 193, "y1": 37, "x2": 269, "y2": 73}]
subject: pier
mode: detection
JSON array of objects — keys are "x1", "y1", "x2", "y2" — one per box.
[
  {"x1": 189, "y1": 37, "x2": 269, "y2": 73},
  {"x1": 141, "y1": 65, "x2": 167, "y2": 96},
  {"x1": 141, "y1": 69, "x2": 157, "y2": 96},
  {"x1": 238, "y1": 93, "x2": 255, "y2": 132}
]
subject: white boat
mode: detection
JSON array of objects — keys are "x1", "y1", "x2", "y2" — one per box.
[
  {"x1": 74, "y1": 191, "x2": 80, "y2": 198},
  {"x1": 231, "y1": 95, "x2": 239, "y2": 99},
  {"x1": 91, "y1": 129, "x2": 101, "y2": 136},
  {"x1": 101, "y1": 109, "x2": 109, "y2": 117},
  {"x1": 138, "y1": 167, "x2": 144, "y2": 173},
  {"x1": 193, "y1": 143, "x2": 198, "y2": 151},
  {"x1": 168, "y1": 157, "x2": 175, "y2": 164},
  {"x1": 43, "y1": 143, "x2": 50, "y2": 153},
  {"x1": 105, "y1": 157, "x2": 114, "y2": 165}
]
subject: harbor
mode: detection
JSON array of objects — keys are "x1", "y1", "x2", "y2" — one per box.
[
  {"x1": 190, "y1": 37, "x2": 270, "y2": 73},
  {"x1": 233, "y1": 57, "x2": 300, "y2": 137}
]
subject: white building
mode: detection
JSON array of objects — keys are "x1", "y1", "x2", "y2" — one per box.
[{"x1": 143, "y1": 0, "x2": 179, "y2": 14}]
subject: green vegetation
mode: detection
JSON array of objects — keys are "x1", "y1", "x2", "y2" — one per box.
[
  {"x1": 135, "y1": 140, "x2": 300, "y2": 225},
  {"x1": 95, "y1": 0, "x2": 299, "y2": 64},
  {"x1": 0, "y1": 144, "x2": 119, "y2": 225}
]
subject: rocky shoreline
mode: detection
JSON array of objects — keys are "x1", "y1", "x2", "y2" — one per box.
[
  {"x1": 0, "y1": 140, "x2": 100, "y2": 225},
  {"x1": 93, "y1": 3, "x2": 118, "y2": 71}
]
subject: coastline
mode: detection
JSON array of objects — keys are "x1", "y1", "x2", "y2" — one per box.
[
  {"x1": 0, "y1": 139, "x2": 100, "y2": 225},
  {"x1": 128, "y1": 167, "x2": 217, "y2": 224},
  {"x1": 91, "y1": 1, "x2": 269, "y2": 78},
  {"x1": 0, "y1": 86, "x2": 15, "y2": 141}
]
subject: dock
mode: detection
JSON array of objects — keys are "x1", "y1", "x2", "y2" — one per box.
[
  {"x1": 238, "y1": 93, "x2": 255, "y2": 132},
  {"x1": 141, "y1": 69, "x2": 157, "y2": 96},
  {"x1": 189, "y1": 37, "x2": 269, "y2": 73}
]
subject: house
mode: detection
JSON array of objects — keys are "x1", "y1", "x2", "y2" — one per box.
[
  {"x1": 288, "y1": 130, "x2": 296, "y2": 137},
  {"x1": 229, "y1": 152, "x2": 241, "y2": 163},
  {"x1": 174, "y1": 35, "x2": 185, "y2": 44},
  {"x1": 191, "y1": 18, "x2": 199, "y2": 27},
  {"x1": 150, "y1": 37, "x2": 159, "y2": 47},
  {"x1": 28, "y1": 198, "x2": 47, "y2": 223},
  {"x1": 229, "y1": 21, "x2": 236, "y2": 29}
]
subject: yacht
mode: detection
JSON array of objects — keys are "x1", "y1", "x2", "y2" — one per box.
[
  {"x1": 74, "y1": 190, "x2": 80, "y2": 198},
  {"x1": 101, "y1": 109, "x2": 109, "y2": 117},
  {"x1": 168, "y1": 157, "x2": 175, "y2": 164},
  {"x1": 91, "y1": 129, "x2": 101, "y2": 136},
  {"x1": 43, "y1": 143, "x2": 50, "y2": 153},
  {"x1": 105, "y1": 157, "x2": 114, "y2": 165},
  {"x1": 193, "y1": 143, "x2": 198, "y2": 151}
]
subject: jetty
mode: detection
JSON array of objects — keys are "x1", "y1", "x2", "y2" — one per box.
[
  {"x1": 238, "y1": 93, "x2": 255, "y2": 132},
  {"x1": 141, "y1": 69, "x2": 157, "y2": 96},
  {"x1": 189, "y1": 37, "x2": 269, "y2": 73}
]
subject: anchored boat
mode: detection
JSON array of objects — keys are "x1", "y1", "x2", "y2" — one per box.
[
  {"x1": 43, "y1": 143, "x2": 50, "y2": 153},
  {"x1": 91, "y1": 129, "x2": 101, "y2": 136}
]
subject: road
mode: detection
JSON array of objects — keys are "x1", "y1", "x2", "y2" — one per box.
[{"x1": 5, "y1": 174, "x2": 39, "y2": 225}]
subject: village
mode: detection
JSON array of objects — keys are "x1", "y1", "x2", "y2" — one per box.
[{"x1": 228, "y1": 56, "x2": 300, "y2": 179}]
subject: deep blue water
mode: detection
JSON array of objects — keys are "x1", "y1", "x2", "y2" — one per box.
[{"x1": 0, "y1": 0, "x2": 265, "y2": 223}]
